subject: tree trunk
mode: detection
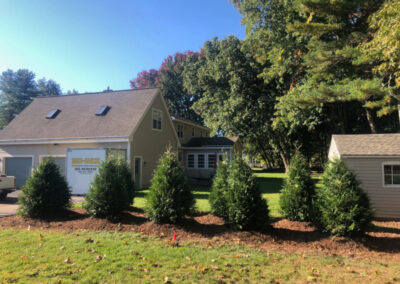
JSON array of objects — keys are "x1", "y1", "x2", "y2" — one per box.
[
  {"x1": 365, "y1": 108, "x2": 378, "y2": 133},
  {"x1": 280, "y1": 152, "x2": 290, "y2": 173}
]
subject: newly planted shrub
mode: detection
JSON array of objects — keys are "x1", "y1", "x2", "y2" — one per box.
[
  {"x1": 226, "y1": 156, "x2": 270, "y2": 230},
  {"x1": 18, "y1": 158, "x2": 71, "y2": 218},
  {"x1": 280, "y1": 153, "x2": 315, "y2": 222},
  {"x1": 85, "y1": 158, "x2": 135, "y2": 218},
  {"x1": 313, "y1": 158, "x2": 373, "y2": 237},
  {"x1": 209, "y1": 160, "x2": 229, "y2": 219},
  {"x1": 145, "y1": 148, "x2": 195, "y2": 223}
]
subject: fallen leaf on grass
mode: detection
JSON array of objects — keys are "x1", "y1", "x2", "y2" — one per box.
[
  {"x1": 97, "y1": 242, "x2": 103, "y2": 247},
  {"x1": 185, "y1": 256, "x2": 192, "y2": 261},
  {"x1": 38, "y1": 234, "x2": 43, "y2": 241},
  {"x1": 123, "y1": 241, "x2": 129, "y2": 245},
  {"x1": 60, "y1": 246, "x2": 65, "y2": 250},
  {"x1": 64, "y1": 257, "x2": 71, "y2": 264},
  {"x1": 85, "y1": 238, "x2": 94, "y2": 243},
  {"x1": 164, "y1": 276, "x2": 171, "y2": 284},
  {"x1": 234, "y1": 254, "x2": 249, "y2": 258},
  {"x1": 96, "y1": 255, "x2": 103, "y2": 262},
  {"x1": 20, "y1": 256, "x2": 27, "y2": 261},
  {"x1": 211, "y1": 265, "x2": 220, "y2": 271},
  {"x1": 198, "y1": 267, "x2": 210, "y2": 274}
]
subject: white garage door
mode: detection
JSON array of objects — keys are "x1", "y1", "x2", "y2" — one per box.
[{"x1": 5, "y1": 157, "x2": 33, "y2": 188}]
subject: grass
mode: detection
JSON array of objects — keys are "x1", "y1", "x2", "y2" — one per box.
[
  {"x1": 133, "y1": 172, "x2": 288, "y2": 217},
  {"x1": 1, "y1": 229, "x2": 399, "y2": 283}
]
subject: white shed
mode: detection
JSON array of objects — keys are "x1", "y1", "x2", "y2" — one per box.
[{"x1": 329, "y1": 134, "x2": 400, "y2": 219}]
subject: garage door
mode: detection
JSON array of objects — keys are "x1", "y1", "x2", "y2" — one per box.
[
  {"x1": 41, "y1": 157, "x2": 66, "y2": 176},
  {"x1": 5, "y1": 157, "x2": 33, "y2": 188}
]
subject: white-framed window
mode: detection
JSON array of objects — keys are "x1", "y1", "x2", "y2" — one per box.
[
  {"x1": 177, "y1": 124, "x2": 184, "y2": 138},
  {"x1": 186, "y1": 152, "x2": 229, "y2": 169},
  {"x1": 383, "y1": 162, "x2": 400, "y2": 186},
  {"x1": 187, "y1": 154, "x2": 195, "y2": 168},
  {"x1": 152, "y1": 109, "x2": 162, "y2": 130}
]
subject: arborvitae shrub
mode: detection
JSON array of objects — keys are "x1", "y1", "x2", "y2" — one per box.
[
  {"x1": 18, "y1": 158, "x2": 71, "y2": 218},
  {"x1": 209, "y1": 161, "x2": 229, "y2": 219},
  {"x1": 225, "y1": 156, "x2": 270, "y2": 230},
  {"x1": 145, "y1": 148, "x2": 195, "y2": 224},
  {"x1": 279, "y1": 153, "x2": 315, "y2": 221},
  {"x1": 85, "y1": 158, "x2": 135, "y2": 218},
  {"x1": 313, "y1": 158, "x2": 373, "y2": 237}
]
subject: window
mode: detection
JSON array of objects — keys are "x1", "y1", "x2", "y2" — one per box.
[
  {"x1": 152, "y1": 109, "x2": 162, "y2": 130},
  {"x1": 192, "y1": 128, "x2": 195, "y2": 137},
  {"x1": 198, "y1": 154, "x2": 205, "y2": 168},
  {"x1": 208, "y1": 154, "x2": 216, "y2": 168},
  {"x1": 384, "y1": 164, "x2": 400, "y2": 186},
  {"x1": 187, "y1": 154, "x2": 195, "y2": 168},
  {"x1": 177, "y1": 124, "x2": 183, "y2": 138},
  {"x1": 46, "y1": 109, "x2": 61, "y2": 119},
  {"x1": 96, "y1": 105, "x2": 111, "y2": 116}
]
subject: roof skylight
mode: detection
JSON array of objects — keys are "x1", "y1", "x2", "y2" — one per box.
[
  {"x1": 96, "y1": 105, "x2": 111, "y2": 116},
  {"x1": 46, "y1": 109, "x2": 61, "y2": 119}
]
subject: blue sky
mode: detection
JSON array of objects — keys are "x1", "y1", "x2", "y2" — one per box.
[{"x1": 0, "y1": 0, "x2": 245, "y2": 93}]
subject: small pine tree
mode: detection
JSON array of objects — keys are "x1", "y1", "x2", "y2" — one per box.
[
  {"x1": 209, "y1": 160, "x2": 229, "y2": 219},
  {"x1": 226, "y1": 156, "x2": 270, "y2": 230},
  {"x1": 313, "y1": 158, "x2": 373, "y2": 237},
  {"x1": 145, "y1": 148, "x2": 195, "y2": 224},
  {"x1": 18, "y1": 158, "x2": 71, "y2": 218},
  {"x1": 84, "y1": 158, "x2": 135, "y2": 218},
  {"x1": 279, "y1": 153, "x2": 315, "y2": 222}
]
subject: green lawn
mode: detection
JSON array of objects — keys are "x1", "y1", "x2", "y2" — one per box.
[
  {"x1": 1, "y1": 229, "x2": 399, "y2": 283},
  {"x1": 133, "y1": 172, "x2": 288, "y2": 217}
]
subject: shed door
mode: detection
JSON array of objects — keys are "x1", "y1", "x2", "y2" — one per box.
[
  {"x1": 5, "y1": 157, "x2": 33, "y2": 188},
  {"x1": 41, "y1": 157, "x2": 66, "y2": 176}
]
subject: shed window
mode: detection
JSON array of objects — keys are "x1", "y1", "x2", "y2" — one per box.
[
  {"x1": 384, "y1": 164, "x2": 400, "y2": 185},
  {"x1": 208, "y1": 154, "x2": 216, "y2": 169},
  {"x1": 96, "y1": 105, "x2": 111, "y2": 116},
  {"x1": 152, "y1": 109, "x2": 162, "y2": 130},
  {"x1": 46, "y1": 109, "x2": 61, "y2": 119}
]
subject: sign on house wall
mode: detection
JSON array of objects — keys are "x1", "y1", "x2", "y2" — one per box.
[{"x1": 66, "y1": 148, "x2": 106, "y2": 195}]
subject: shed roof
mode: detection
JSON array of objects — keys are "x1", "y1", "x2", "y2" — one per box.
[
  {"x1": 183, "y1": 137, "x2": 235, "y2": 148},
  {"x1": 332, "y1": 134, "x2": 400, "y2": 157},
  {"x1": 0, "y1": 88, "x2": 159, "y2": 141}
]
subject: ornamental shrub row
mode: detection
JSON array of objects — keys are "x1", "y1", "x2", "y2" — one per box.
[
  {"x1": 279, "y1": 153, "x2": 373, "y2": 237},
  {"x1": 209, "y1": 156, "x2": 270, "y2": 230}
]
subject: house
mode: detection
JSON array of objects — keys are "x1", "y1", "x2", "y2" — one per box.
[
  {"x1": 171, "y1": 115, "x2": 242, "y2": 179},
  {"x1": 0, "y1": 88, "x2": 241, "y2": 192},
  {"x1": 329, "y1": 134, "x2": 400, "y2": 219}
]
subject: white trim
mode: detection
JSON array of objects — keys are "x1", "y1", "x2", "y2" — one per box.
[
  {"x1": 0, "y1": 138, "x2": 129, "y2": 145},
  {"x1": 186, "y1": 152, "x2": 226, "y2": 170},
  {"x1": 133, "y1": 156, "x2": 143, "y2": 189},
  {"x1": 127, "y1": 140, "x2": 131, "y2": 165},
  {"x1": 159, "y1": 94, "x2": 181, "y2": 147},
  {"x1": 151, "y1": 108, "x2": 163, "y2": 131},
  {"x1": 180, "y1": 146, "x2": 233, "y2": 150},
  {"x1": 382, "y1": 161, "x2": 400, "y2": 188}
]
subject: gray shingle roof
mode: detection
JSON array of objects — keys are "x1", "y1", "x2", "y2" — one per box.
[
  {"x1": 333, "y1": 134, "x2": 400, "y2": 156},
  {"x1": 183, "y1": 137, "x2": 235, "y2": 148},
  {"x1": 0, "y1": 88, "x2": 159, "y2": 141}
]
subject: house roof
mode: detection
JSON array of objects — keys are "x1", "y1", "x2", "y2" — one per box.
[
  {"x1": 0, "y1": 88, "x2": 159, "y2": 141},
  {"x1": 183, "y1": 137, "x2": 235, "y2": 148},
  {"x1": 170, "y1": 115, "x2": 210, "y2": 131},
  {"x1": 332, "y1": 134, "x2": 400, "y2": 156}
]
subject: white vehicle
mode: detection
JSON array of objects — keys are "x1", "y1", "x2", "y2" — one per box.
[
  {"x1": 66, "y1": 148, "x2": 106, "y2": 195},
  {"x1": 0, "y1": 175, "x2": 16, "y2": 201}
]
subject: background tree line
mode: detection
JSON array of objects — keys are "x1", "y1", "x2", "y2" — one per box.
[{"x1": 131, "y1": 0, "x2": 400, "y2": 171}]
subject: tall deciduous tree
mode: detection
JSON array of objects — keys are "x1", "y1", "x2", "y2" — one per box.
[{"x1": 130, "y1": 52, "x2": 203, "y2": 122}]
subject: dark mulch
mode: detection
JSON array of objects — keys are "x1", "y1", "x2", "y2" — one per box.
[{"x1": 1, "y1": 208, "x2": 400, "y2": 260}]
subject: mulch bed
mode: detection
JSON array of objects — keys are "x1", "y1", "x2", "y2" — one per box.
[{"x1": 1, "y1": 208, "x2": 400, "y2": 261}]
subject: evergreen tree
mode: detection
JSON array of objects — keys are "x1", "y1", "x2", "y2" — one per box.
[
  {"x1": 145, "y1": 148, "x2": 195, "y2": 224},
  {"x1": 18, "y1": 158, "x2": 71, "y2": 218},
  {"x1": 209, "y1": 160, "x2": 229, "y2": 219},
  {"x1": 85, "y1": 158, "x2": 135, "y2": 218},
  {"x1": 313, "y1": 158, "x2": 373, "y2": 237},
  {"x1": 225, "y1": 156, "x2": 270, "y2": 230},
  {"x1": 280, "y1": 152, "x2": 315, "y2": 221}
]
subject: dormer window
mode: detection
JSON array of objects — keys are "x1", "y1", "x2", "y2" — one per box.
[
  {"x1": 46, "y1": 109, "x2": 61, "y2": 119},
  {"x1": 96, "y1": 105, "x2": 111, "y2": 116},
  {"x1": 152, "y1": 109, "x2": 162, "y2": 130}
]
